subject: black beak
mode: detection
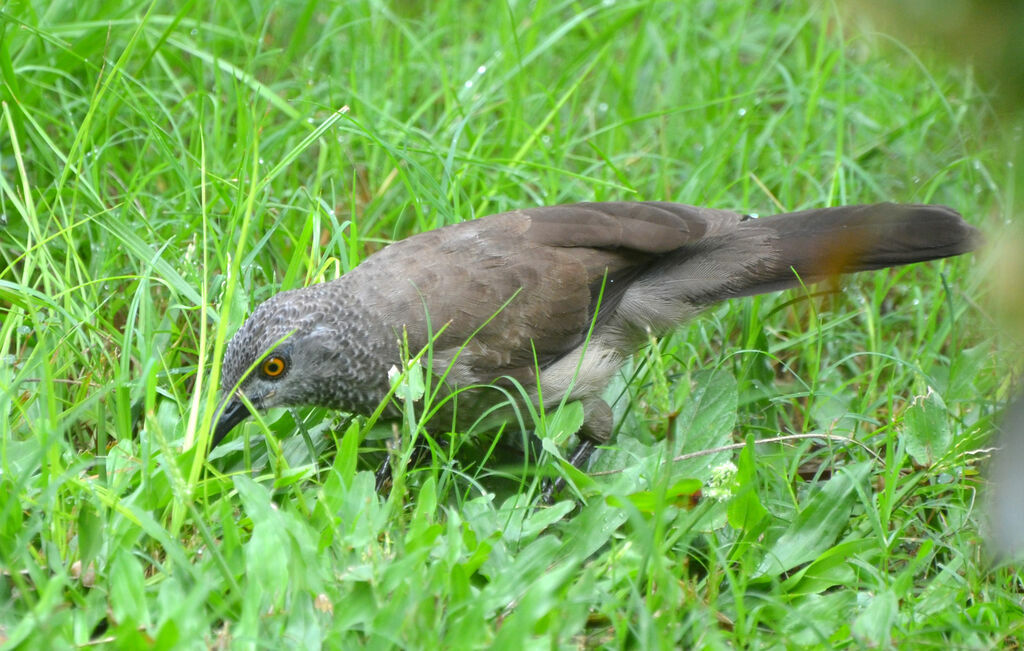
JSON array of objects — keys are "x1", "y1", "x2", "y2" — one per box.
[{"x1": 211, "y1": 399, "x2": 252, "y2": 447}]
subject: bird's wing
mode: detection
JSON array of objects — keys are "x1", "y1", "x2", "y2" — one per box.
[{"x1": 356, "y1": 202, "x2": 744, "y2": 384}]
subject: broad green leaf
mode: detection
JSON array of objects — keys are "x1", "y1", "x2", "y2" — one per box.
[
  {"x1": 76, "y1": 501, "x2": 104, "y2": 569},
  {"x1": 727, "y1": 437, "x2": 768, "y2": 530},
  {"x1": 671, "y1": 368, "x2": 738, "y2": 478},
  {"x1": 903, "y1": 386, "x2": 952, "y2": 466},
  {"x1": 388, "y1": 359, "x2": 425, "y2": 404},
  {"x1": 109, "y1": 549, "x2": 148, "y2": 626},
  {"x1": 608, "y1": 478, "x2": 703, "y2": 513},
  {"x1": 781, "y1": 538, "x2": 874, "y2": 595},
  {"x1": 754, "y1": 462, "x2": 871, "y2": 578},
  {"x1": 335, "y1": 420, "x2": 362, "y2": 487},
  {"x1": 852, "y1": 589, "x2": 898, "y2": 646},
  {"x1": 541, "y1": 400, "x2": 585, "y2": 446}
]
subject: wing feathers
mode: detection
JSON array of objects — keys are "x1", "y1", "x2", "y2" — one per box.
[{"x1": 355, "y1": 201, "x2": 978, "y2": 387}]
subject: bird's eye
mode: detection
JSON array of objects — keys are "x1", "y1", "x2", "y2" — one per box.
[{"x1": 261, "y1": 356, "x2": 287, "y2": 378}]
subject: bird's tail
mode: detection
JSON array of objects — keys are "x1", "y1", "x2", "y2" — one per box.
[
  {"x1": 724, "y1": 202, "x2": 982, "y2": 298},
  {"x1": 613, "y1": 203, "x2": 980, "y2": 337}
]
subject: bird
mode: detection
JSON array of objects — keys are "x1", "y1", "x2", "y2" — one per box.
[{"x1": 210, "y1": 201, "x2": 981, "y2": 496}]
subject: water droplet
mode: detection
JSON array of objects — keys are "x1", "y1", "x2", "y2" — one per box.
[
  {"x1": 477, "y1": 65, "x2": 486, "y2": 74},
  {"x1": 464, "y1": 80, "x2": 473, "y2": 88},
  {"x1": 598, "y1": 102, "x2": 608, "y2": 113},
  {"x1": 2, "y1": 355, "x2": 15, "y2": 366},
  {"x1": 737, "y1": 107, "x2": 747, "y2": 117},
  {"x1": 541, "y1": 135, "x2": 551, "y2": 145},
  {"x1": 190, "y1": 28, "x2": 198, "y2": 36},
  {"x1": 258, "y1": 158, "x2": 264, "y2": 165},
  {"x1": 17, "y1": 326, "x2": 30, "y2": 336}
]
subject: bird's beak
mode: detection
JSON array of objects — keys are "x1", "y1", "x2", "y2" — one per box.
[{"x1": 211, "y1": 398, "x2": 252, "y2": 448}]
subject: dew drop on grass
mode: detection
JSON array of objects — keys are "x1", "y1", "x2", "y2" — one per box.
[
  {"x1": 598, "y1": 102, "x2": 608, "y2": 113},
  {"x1": 477, "y1": 65, "x2": 486, "y2": 74},
  {"x1": 17, "y1": 326, "x2": 30, "y2": 336},
  {"x1": 541, "y1": 135, "x2": 551, "y2": 145},
  {"x1": 464, "y1": 80, "x2": 473, "y2": 88},
  {"x1": 2, "y1": 355, "x2": 15, "y2": 366},
  {"x1": 737, "y1": 107, "x2": 747, "y2": 117}
]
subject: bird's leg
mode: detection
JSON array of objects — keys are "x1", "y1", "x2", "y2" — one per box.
[
  {"x1": 374, "y1": 440, "x2": 433, "y2": 495},
  {"x1": 373, "y1": 457, "x2": 395, "y2": 494},
  {"x1": 541, "y1": 398, "x2": 613, "y2": 503}
]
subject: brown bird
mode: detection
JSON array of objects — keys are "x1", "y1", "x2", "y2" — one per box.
[{"x1": 210, "y1": 201, "x2": 980, "y2": 496}]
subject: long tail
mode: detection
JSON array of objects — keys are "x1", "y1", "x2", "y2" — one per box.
[
  {"x1": 727, "y1": 202, "x2": 982, "y2": 298},
  {"x1": 617, "y1": 203, "x2": 980, "y2": 334}
]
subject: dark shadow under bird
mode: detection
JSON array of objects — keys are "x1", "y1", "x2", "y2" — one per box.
[{"x1": 209, "y1": 201, "x2": 981, "y2": 495}]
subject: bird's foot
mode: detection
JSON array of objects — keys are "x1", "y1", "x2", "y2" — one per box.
[
  {"x1": 374, "y1": 442, "x2": 433, "y2": 495},
  {"x1": 540, "y1": 438, "x2": 597, "y2": 504}
]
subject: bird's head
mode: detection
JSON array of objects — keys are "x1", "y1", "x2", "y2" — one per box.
[{"x1": 210, "y1": 287, "x2": 354, "y2": 447}]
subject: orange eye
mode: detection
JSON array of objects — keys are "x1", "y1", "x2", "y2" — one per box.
[{"x1": 261, "y1": 356, "x2": 287, "y2": 378}]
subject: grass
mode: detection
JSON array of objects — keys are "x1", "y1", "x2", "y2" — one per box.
[{"x1": 0, "y1": 0, "x2": 1019, "y2": 647}]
